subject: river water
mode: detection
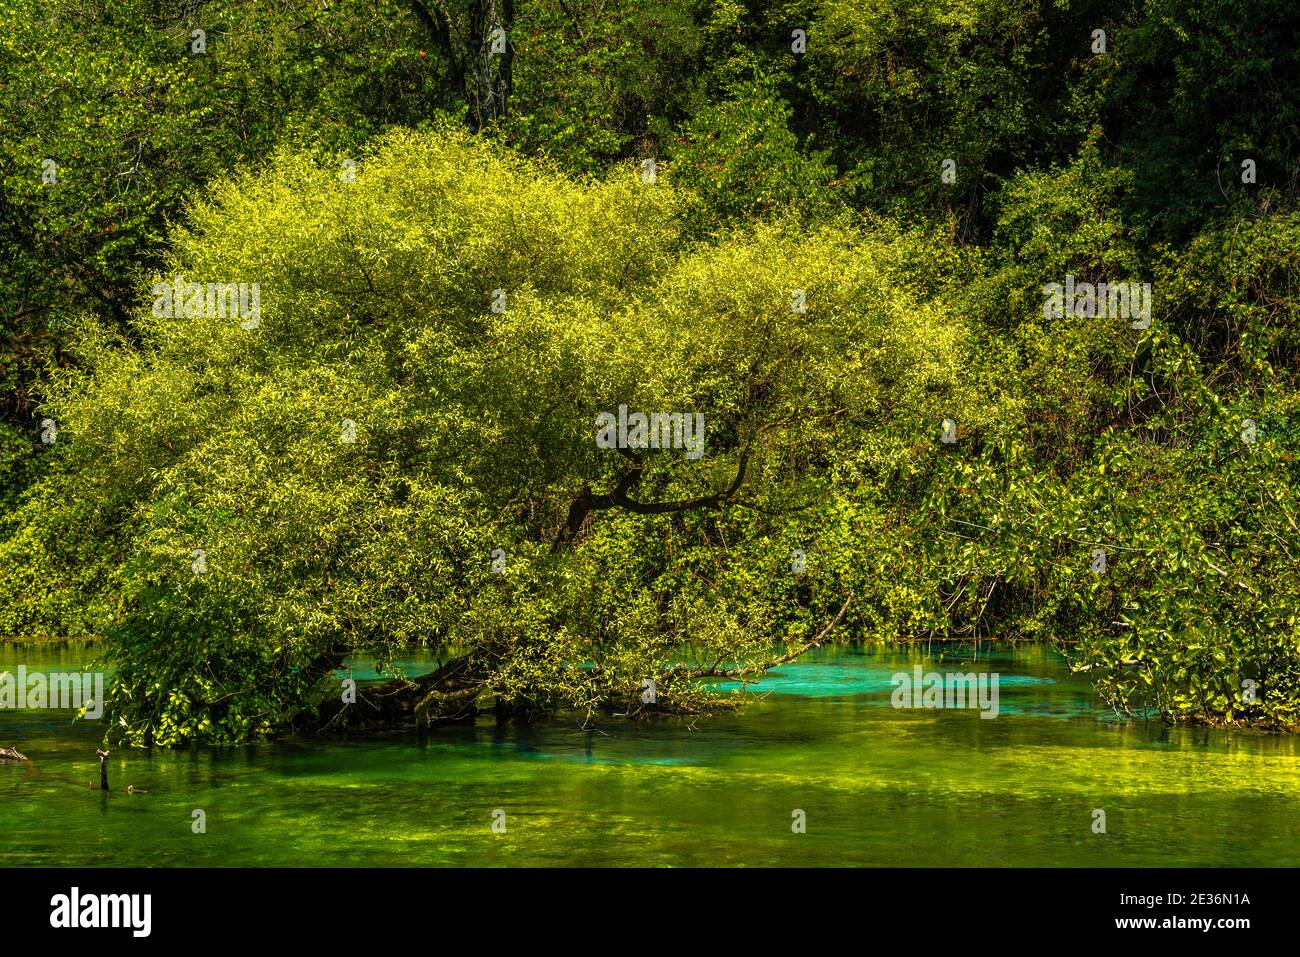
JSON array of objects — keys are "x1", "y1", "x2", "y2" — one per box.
[{"x1": 3, "y1": 641, "x2": 1298, "y2": 866}]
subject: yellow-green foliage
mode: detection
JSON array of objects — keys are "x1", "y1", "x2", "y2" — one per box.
[{"x1": 0, "y1": 129, "x2": 978, "y2": 743}]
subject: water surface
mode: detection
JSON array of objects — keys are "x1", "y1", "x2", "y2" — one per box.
[{"x1": 3, "y1": 642, "x2": 1297, "y2": 866}]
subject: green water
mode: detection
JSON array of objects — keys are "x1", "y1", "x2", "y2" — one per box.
[{"x1": 3, "y1": 641, "x2": 1299, "y2": 866}]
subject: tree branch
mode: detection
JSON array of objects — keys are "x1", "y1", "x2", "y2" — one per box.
[{"x1": 661, "y1": 595, "x2": 854, "y2": 681}]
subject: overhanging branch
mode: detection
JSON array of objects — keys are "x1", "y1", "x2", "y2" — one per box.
[{"x1": 660, "y1": 595, "x2": 854, "y2": 681}]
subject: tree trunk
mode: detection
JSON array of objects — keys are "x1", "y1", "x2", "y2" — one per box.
[{"x1": 407, "y1": 0, "x2": 513, "y2": 129}]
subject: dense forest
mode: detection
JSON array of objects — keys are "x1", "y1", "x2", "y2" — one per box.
[{"x1": 2, "y1": 0, "x2": 1299, "y2": 746}]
